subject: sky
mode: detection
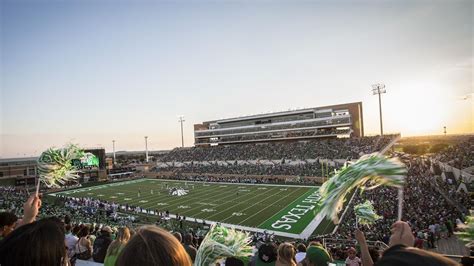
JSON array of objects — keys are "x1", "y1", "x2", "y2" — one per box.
[{"x1": 1, "y1": 0, "x2": 473, "y2": 158}]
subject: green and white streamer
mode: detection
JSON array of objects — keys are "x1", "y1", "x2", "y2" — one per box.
[
  {"x1": 318, "y1": 153, "x2": 406, "y2": 223},
  {"x1": 37, "y1": 144, "x2": 86, "y2": 188},
  {"x1": 354, "y1": 200, "x2": 381, "y2": 226},
  {"x1": 456, "y1": 216, "x2": 474, "y2": 247},
  {"x1": 194, "y1": 224, "x2": 253, "y2": 266}
]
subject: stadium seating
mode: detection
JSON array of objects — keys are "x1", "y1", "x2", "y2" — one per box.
[{"x1": 0, "y1": 136, "x2": 472, "y2": 265}]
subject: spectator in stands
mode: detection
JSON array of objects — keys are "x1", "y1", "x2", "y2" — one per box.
[
  {"x1": 435, "y1": 138, "x2": 474, "y2": 169},
  {"x1": 301, "y1": 245, "x2": 332, "y2": 266},
  {"x1": 336, "y1": 156, "x2": 467, "y2": 247},
  {"x1": 249, "y1": 242, "x2": 278, "y2": 266},
  {"x1": 116, "y1": 225, "x2": 192, "y2": 266},
  {"x1": 183, "y1": 233, "x2": 197, "y2": 262},
  {"x1": 295, "y1": 243, "x2": 307, "y2": 264},
  {"x1": 74, "y1": 226, "x2": 93, "y2": 261},
  {"x1": 159, "y1": 135, "x2": 395, "y2": 162},
  {"x1": 225, "y1": 257, "x2": 245, "y2": 266},
  {"x1": 0, "y1": 217, "x2": 68, "y2": 266},
  {"x1": 355, "y1": 221, "x2": 458, "y2": 266},
  {"x1": 345, "y1": 247, "x2": 361, "y2": 266},
  {"x1": 93, "y1": 225, "x2": 113, "y2": 263},
  {"x1": 276, "y1": 242, "x2": 297, "y2": 266},
  {"x1": 368, "y1": 248, "x2": 380, "y2": 263},
  {"x1": 461, "y1": 256, "x2": 474, "y2": 266},
  {"x1": 0, "y1": 212, "x2": 18, "y2": 240},
  {"x1": 64, "y1": 223, "x2": 78, "y2": 258},
  {"x1": 173, "y1": 231, "x2": 183, "y2": 242},
  {"x1": 18, "y1": 194, "x2": 42, "y2": 227},
  {"x1": 104, "y1": 227, "x2": 131, "y2": 266},
  {"x1": 1, "y1": 136, "x2": 471, "y2": 266}
]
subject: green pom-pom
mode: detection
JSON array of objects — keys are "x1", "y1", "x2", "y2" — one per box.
[
  {"x1": 37, "y1": 144, "x2": 86, "y2": 188},
  {"x1": 354, "y1": 200, "x2": 381, "y2": 225},
  {"x1": 317, "y1": 153, "x2": 406, "y2": 223},
  {"x1": 194, "y1": 224, "x2": 253, "y2": 266}
]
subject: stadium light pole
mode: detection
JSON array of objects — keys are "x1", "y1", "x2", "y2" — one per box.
[
  {"x1": 178, "y1": 116, "x2": 185, "y2": 148},
  {"x1": 372, "y1": 83, "x2": 386, "y2": 136},
  {"x1": 144, "y1": 136, "x2": 149, "y2": 163},
  {"x1": 112, "y1": 140, "x2": 116, "y2": 165}
]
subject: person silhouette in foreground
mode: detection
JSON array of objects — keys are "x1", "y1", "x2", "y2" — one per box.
[
  {"x1": 116, "y1": 225, "x2": 192, "y2": 266},
  {"x1": 355, "y1": 221, "x2": 458, "y2": 266},
  {"x1": 0, "y1": 195, "x2": 71, "y2": 266}
]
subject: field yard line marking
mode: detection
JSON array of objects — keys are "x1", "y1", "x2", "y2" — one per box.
[
  {"x1": 99, "y1": 183, "x2": 175, "y2": 205},
  {"x1": 53, "y1": 179, "x2": 324, "y2": 239},
  {"x1": 181, "y1": 185, "x2": 282, "y2": 219},
  {"x1": 136, "y1": 180, "x2": 272, "y2": 211},
  {"x1": 256, "y1": 188, "x2": 317, "y2": 227},
  {"x1": 57, "y1": 179, "x2": 306, "y2": 228},
  {"x1": 141, "y1": 186, "x2": 233, "y2": 210},
  {"x1": 61, "y1": 180, "x2": 245, "y2": 211},
  {"x1": 54, "y1": 179, "x2": 151, "y2": 198},
  {"x1": 52, "y1": 179, "x2": 325, "y2": 238},
  {"x1": 138, "y1": 182, "x2": 242, "y2": 209},
  {"x1": 237, "y1": 187, "x2": 309, "y2": 225},
  {"x1": 230, "y1": 187, "x2": 308, "y2": 224},
  {"x1": 193, "y1": 185, "x2": 286, "y2": 218},
  {"x1": 212, "y1": 186, "x2": 293, "y2": 222},
  {"x1": 55, "y1": 180, "x2": 184, "y2": 206},
  {"x1": 157, "y1": 181, "x2": 287, "y2": 215},
  {"x1": 173, "y1": 185, "x2": 269, "y2": 216},
  {"x1": 57, "y1": 180, "x2": 268, "y2": 215},
  {"x1": 134, "y1": 184, "x2": 293, "y2": 229},
  {"x1": 136, "y1": 182, "x2": 234, "y2": 206},
  {"x1": 223, "y1": 187, "x2": 305, "y2": 224},
  {"x1": 54, "y1": 179, "x2": 149, "y2": 195},
  {"x1": 121, "y1": 180, "x2": 236, "y2": 207},
  {"x1": 65, "y1": 178, "x2": 313, "y2": 207},
  {"x1": 130, "y1": 189, "x2": 225, "y2": 209}
]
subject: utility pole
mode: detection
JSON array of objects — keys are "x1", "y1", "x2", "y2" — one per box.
[
  {"x1": 443, "y1": 126, "x2": 447, "y2": 136},
  {"x1": 372, "y1": 83, "x2": 387, "y2": 136},
  {"x1": 144, "y1": 136, "x2": 149, "y2": 163},
  {"x1": 112, "y1": 140, "x2": 116, "y2": 165},
  {"x1": 178, "y1": 116, "x2": 185, "y2": 148}
]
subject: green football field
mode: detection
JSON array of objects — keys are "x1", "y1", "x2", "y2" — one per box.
[{"x1": 50, "y1": 179, "x2": 326, "y2": 238}]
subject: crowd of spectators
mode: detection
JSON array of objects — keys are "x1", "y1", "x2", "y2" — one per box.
[
  {"x1": 434, "y1": 138, "x2": 474, "y2": 169},
  {"x1": 435, "y1": 176, "x2": 471, "y2": 214},
  {"x1": 1, "y1": 155, "x2": 470, "y2": 265},
  {"x1": 334, "y1": 157, "x2": 470, "y2": 250},
  {"x1": 0, "y1": 187, "x2": 139, "y2": 229},
  {"x1": 156, "y1": 161, "x2": 336, "y2": 178},
  {"x1": 0, "y1": 191, "x2": 465, "y2": 266},
  {"x1": 160, "y1": 135, "x2": 396, "y2": 162},
  {"x1": 1, "y1": 134, "x2": 472, "y2": 265},
  {"x1": 155, "y1": 174, "x2": 318, "y2": 185}
]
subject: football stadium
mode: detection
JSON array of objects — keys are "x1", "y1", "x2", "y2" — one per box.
[{"x1": 1, "y1": 1, "x2": 473, "y2": 266}]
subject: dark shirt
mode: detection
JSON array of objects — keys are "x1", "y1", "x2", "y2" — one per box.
[
  {"x1": 92, "y1": 233, "x2": 112, "y2": 263},
  {"x1": 375, "y1": 245, "x2": 458, "y2": 266},
  {"x1": 183, "y1": 244, "x2": 197, "y2": 262}
]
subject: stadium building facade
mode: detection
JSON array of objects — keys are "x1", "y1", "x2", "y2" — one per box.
[{"x1": 194, "y1": 102, "x2": 364, "y2": 146}]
